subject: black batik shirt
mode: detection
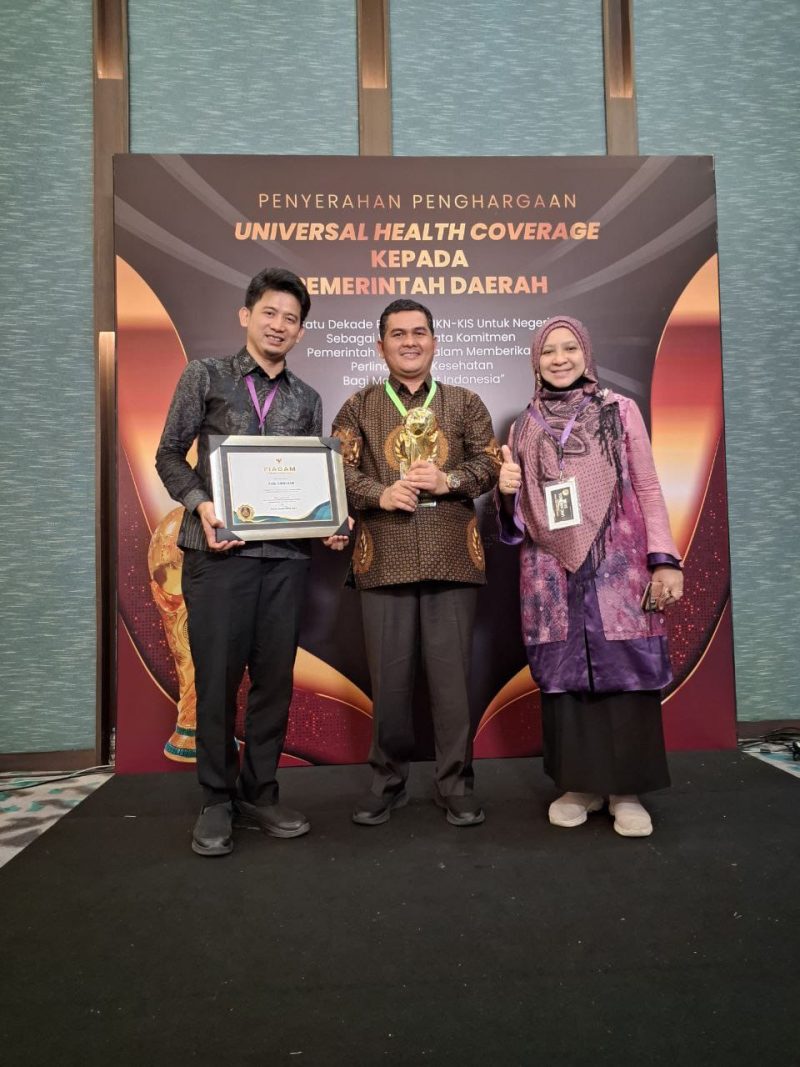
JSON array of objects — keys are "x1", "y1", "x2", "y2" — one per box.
[{"x1": 155, "y1": 348, "x2": 323, "y2": 557}]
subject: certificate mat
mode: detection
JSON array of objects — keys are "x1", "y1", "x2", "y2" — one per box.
[{"x1": 208, "y1": 435, "x2": 347, "y2": 540}]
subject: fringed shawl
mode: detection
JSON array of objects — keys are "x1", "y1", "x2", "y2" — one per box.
[{"x1": 513, "y1": 316, "x2": 624, "y2": 574}]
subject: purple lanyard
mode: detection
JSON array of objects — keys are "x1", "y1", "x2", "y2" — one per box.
[
  {"x1": 527, "y1": 396, "x2": 591, "y2": 474},
  {"x1": 245, "y1": 374, "x2": 279, "y2": 432}
]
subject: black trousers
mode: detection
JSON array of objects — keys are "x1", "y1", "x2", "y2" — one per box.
[
  {"x1": 360, "y1": 581, "x2": 478, "y2": 797},
  {"x1": 182, "y1": 550, "x2": 310, "y2": 806}
]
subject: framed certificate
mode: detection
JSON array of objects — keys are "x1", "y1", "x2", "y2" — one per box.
[{"x1": 208, "y1": 435, "x2": 349, "y2": 541}]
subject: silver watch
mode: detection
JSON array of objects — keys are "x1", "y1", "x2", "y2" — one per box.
[{"x1": 446, "y1": 472, "x2": 461, "y2": 491}]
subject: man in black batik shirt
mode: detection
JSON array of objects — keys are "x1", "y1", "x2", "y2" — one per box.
[{"x1": 156, "y1": 267, "x2": 347, "y2": 857}]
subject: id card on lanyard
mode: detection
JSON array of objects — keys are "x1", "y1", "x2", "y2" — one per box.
[{"x1": 528, "y1": 397, "x2": 591, "y2": 531}]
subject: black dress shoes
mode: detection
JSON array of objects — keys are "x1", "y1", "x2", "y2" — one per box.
[
  {"x1": 192, "y1": 801, "x2": 234, "y2": 856},
  {"x1": 234, "y1": 799, "x2": 310, "y2": 838},
  {"x1": 434, "y1": 790, "x2": 485, "y2": 827},
  {"x1": 352, "y1": 789, "x2": 409, "y2": 826}
]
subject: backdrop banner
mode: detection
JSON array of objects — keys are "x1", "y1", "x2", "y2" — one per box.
[{"x1": 114, "y1": 154, "x2": 736, "y2": 773}]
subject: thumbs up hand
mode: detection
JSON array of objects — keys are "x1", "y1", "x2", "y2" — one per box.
[{"x1": 498, "y1": 445, "x2": 522, "y2": 496}]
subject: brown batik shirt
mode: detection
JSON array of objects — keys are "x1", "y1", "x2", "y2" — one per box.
[{"x1": 332, "y1": 375, "x2": 501, "y2": 589}]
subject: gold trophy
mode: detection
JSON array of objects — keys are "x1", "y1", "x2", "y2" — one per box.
[
  {"x1": 394, "y1": 406, "x2": 440, "y2": 476},
  {"x1": 392, "y1": 407, "x2": 441, "y2": 507},
  {"x1": 147, "y1": 507, "x2": 197, "y2": 762}
]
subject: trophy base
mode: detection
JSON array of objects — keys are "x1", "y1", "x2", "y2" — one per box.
[{"x1": 164, "y1": 727, "x2": 196, "y2": 763}]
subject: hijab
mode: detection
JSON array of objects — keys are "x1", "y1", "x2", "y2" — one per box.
[{"x1": 513, "y1": 316, "x2": 623, "y2": 573}]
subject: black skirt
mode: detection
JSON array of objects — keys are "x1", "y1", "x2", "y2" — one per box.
[{"x1": 541, "y1": 690, "x2": 670, "y2": 795}]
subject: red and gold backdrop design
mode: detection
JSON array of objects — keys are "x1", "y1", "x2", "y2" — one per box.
[{"x1": 114, "y1": 155, "x2": 736, "y2": 773}]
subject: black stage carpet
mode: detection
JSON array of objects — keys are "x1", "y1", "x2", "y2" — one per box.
[{"x1": 0, "y1": 753, "x2": 797, "y2": 1067}]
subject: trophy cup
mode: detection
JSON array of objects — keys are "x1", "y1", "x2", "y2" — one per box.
[
  {"x1": 395, "y1": 406, "x2": 439, "y2": 471},
  {"x1": 394, "y1": 407, "x2": 440, "y2": 506},
  {"x1": 147, "y1": 507, "x2": 197, "y2": 762}
]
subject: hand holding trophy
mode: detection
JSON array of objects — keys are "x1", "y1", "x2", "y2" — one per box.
[{"x1": 394, "y1": 407, "x2": 447, "y2": 505}]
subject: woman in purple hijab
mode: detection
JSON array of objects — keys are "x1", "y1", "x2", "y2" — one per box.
[{"x1": 498, "y1": 317, "x2": 684, "y2": 837}]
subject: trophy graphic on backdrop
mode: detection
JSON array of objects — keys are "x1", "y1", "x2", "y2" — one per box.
[
  {"x1": 146, "y1": 502, "x2": 375, "y2": 768},
  {"x1": 147, "y1": 507, "x2": 197, "y2": 762}
]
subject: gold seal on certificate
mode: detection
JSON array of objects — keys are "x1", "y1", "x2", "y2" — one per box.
[{"x1": 209, "y1": 435, "x2": 349, "y2": 541}]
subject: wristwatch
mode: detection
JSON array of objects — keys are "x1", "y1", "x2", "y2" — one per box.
[{"x1": 446, "y1": 472, "x2": 461, "y2": 492}]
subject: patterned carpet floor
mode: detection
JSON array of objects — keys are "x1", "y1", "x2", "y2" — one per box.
[{"x1": 0, "y1": 771, "x2": 112, "y2": 869}]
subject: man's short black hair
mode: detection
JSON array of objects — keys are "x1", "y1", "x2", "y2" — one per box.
[
  {"x1": 378, "y1": 299, "x2": 435, "y2": 339},
  {"x1": 245, "y1": 267, "x2": 311, "y2": 323}
]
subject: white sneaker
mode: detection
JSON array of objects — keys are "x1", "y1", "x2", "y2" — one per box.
[
  {"x1": 548, "y1": 791, "x2": 604, "y2": 828},
  {"x1": 608, "y1": 795, "x2": 653, "y2": 837}
]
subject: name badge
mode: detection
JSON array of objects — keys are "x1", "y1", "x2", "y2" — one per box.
[{"x1": 544, "y1": 477, "x2": 582, "y2": 530}]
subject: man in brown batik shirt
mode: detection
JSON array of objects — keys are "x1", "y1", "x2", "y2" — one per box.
[{"x1": 332, "y1": 299, "x2": 501, "y2": 827}]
